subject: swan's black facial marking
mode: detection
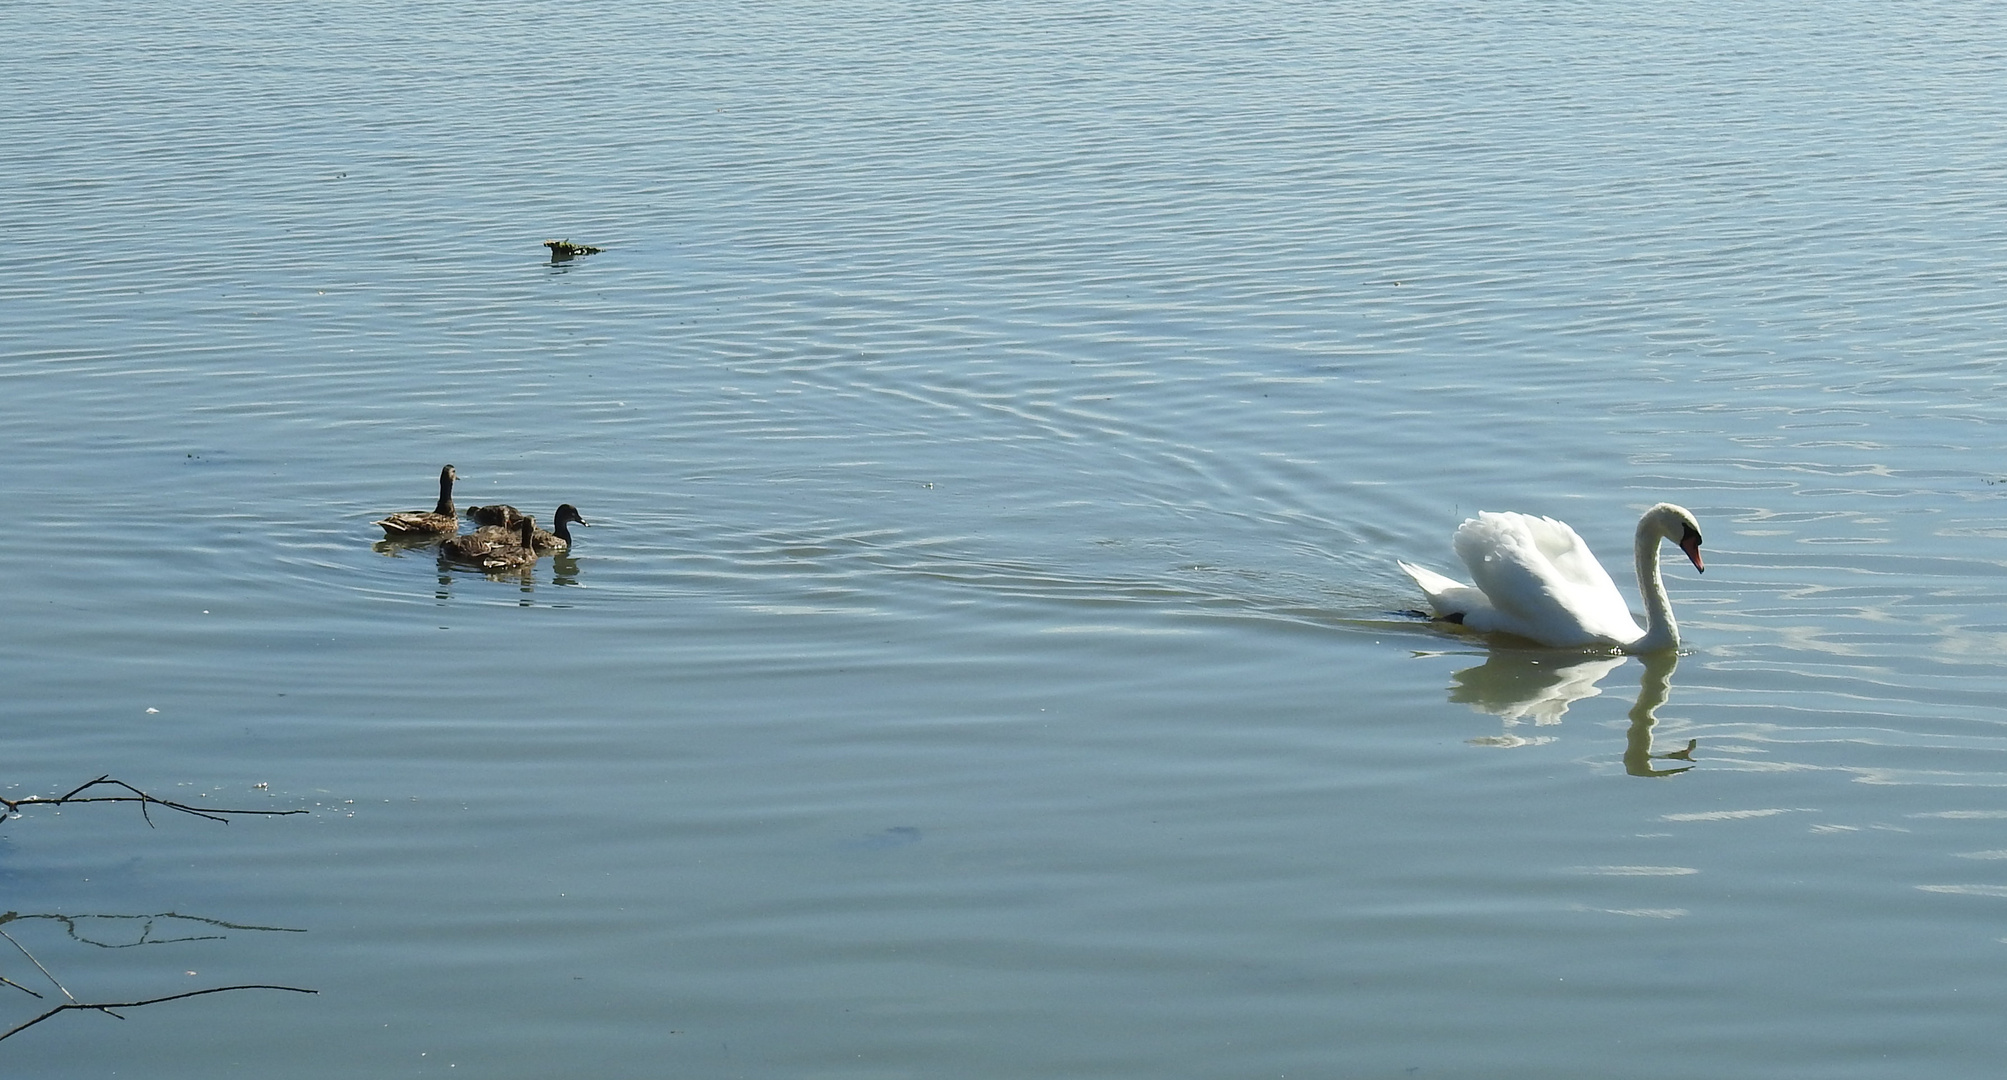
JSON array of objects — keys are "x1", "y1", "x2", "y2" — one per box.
[
  {"x1": 1677, "y1": 523, "x2": 1705, "y2": 573},
  {"x1": 1441, "y1": 612, "x2": 1467, "y2": 625}
]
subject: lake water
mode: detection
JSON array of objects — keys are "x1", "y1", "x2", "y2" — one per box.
[{"x1": 7, "y1": 0, "x2": 2007, "y2": 1075}]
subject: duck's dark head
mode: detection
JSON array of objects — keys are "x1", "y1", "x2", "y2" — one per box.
[
  {"x1": 434, "y1": 465, "x2": 459, "y2": 515},
  {"x1": 554, "y1": 504, "x2": 588, "y2": 528}
]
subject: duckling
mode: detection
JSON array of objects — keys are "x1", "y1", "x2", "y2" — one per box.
[
  {"x1": 441, "y1": 514, "x2": 528, "y2": 562},
  {"x1": 477, "y1": 518, "x2": 542, "y2": 572},
  {"x1": 465, "y1": 503, "x2": 525, "y2": 528},
  {"x1": 455, "y1": 503, "x2": 566, "y2": 546},
  {"x1": 454, "y1": 519, "x2": 520, "y2": 547},
  {"x1": 529, "y1": 504, "x2": 589, "y2": 552},
  {"x1": 374, "y1": 465, "x2": 461, "y2": 538},
  {"x1": 465, "y1": 503, "x2": 583, "y2": 546}
]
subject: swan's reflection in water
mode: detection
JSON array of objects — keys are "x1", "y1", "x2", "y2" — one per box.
[
  {"x1": 1621, "y1": 652, "x2": 1696, "y2": 778},
  {"x1": 1450, "y1": 651, "x2": 1624, "y2": 745},
  {"x1": 1443, "y1": 650, "x2": 1696, "y2": 775}
]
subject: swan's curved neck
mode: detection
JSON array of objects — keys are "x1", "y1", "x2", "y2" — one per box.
[{"x1": 1631, "y1": 519, "x2": 1679, "y2": 652}]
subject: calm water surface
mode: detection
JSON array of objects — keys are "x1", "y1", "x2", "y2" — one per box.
[{"x1": 7, "y1": 1, "x2": 2007, "y2": 1076}]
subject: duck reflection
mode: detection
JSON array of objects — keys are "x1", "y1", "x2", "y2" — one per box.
[
  {"x1": 424, "y1": 555, "x2": 583, "y2": 603},
  {"x1": 371, "y1": 535, "x2": 446, "y2": 558},
  {"x1": 549, "y1": 552, "x2": 580, "y2": 586},
  {"x1": 1445, "y1": 649, "x2": 1696, "y2": 775}
]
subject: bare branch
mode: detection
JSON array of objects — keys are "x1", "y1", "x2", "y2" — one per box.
[
  {"x1": 0, "y1": 778, "x2": 319, "y2": 1047},
  {"x1": 1, "y1": 777, "x2": 309, "y2": 827},
  {"x1": 0, "y1": 985, "x2": 318, "y2": 1043}
]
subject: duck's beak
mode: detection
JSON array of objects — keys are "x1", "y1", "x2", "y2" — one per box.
[{"x1": 1678, "y1": 527, "x2": 1705, "y2": 573}]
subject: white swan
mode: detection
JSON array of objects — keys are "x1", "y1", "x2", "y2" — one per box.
[{"x1": 1398, "y1": 503, "x2": 1704, "y2": 651}]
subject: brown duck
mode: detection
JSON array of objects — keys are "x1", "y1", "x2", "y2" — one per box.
[
  {"x1": 477, "y1": 518, "x2": 543, "y2": 572},
  {"x1": 374, "y1": 465, "x2": 461, "y2": 538},
  {"x1": 462, "y1": 503, "x2": 585, "y2": 550},
  {"x1": 442, "y1": 516, "x2": 538, "y2": 570},
  {"x1": 465, "y1": 503, "x2": 525, "y2": 528}
]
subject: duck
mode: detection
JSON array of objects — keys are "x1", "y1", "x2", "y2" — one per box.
[
  {"x1": 1398, "y1": 502, "x2": 1704, "y2": 652},
  {"x1": 476, "y1": 518, "x2": 543, "y2": 572},
  {"x1": 373, "y1": 465, "x2": 461, "y2": 538},
  {"x1": 528, "y1": 504, "x2": 589, "y2": 552},
  {"x1": 462, "y1": 503, "x2": 586, "y2": 549},
  {"x1": 441, "y1": 516, "x2": 539, "y2": 570},
  {"x1": 544, "y1": 239, "x2": 603, "y2": 262},
  {"x1": 465, "y1": 503, "x2": 525, "y2": 528}
]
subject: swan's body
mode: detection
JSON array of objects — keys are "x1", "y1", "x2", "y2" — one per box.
[{"x1": 1399, "y1": 503, "x2": 1704, "y2": 652}]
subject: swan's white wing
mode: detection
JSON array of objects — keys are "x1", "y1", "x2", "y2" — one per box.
[
  {"x1": 1451, "y1": 512, "x2": 1642, "y2": 646},
  {"x1": 1397, "y1": 560, "x2": 1496, "y2": 624},
  {"x1": 1519, "y1": 514, "x2": 1624, "y2": 597}
]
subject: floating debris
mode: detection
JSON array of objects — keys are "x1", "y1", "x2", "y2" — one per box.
[{"x1": 544, "y1": 239, "x2": 603, "y2": 262}]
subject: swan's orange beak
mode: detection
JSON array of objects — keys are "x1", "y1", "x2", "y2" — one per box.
[{"x1": 1678, "y1": 527, "x2": 1705, "y2": 573}]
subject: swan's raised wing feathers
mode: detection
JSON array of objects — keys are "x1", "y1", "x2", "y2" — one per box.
[
  {"x1": 1398, "y1": 560, "x2": 1467, "y2": 602},
  {"x1": 1397, "y1": 560, "x2": 1495, "y2": 624},
  {"x1": 1518, "y1": 515, "x2": 1619, "y2": 595},
  {"x1": 1451, "y1": 512, "x2": 1642, "y2": 646}
]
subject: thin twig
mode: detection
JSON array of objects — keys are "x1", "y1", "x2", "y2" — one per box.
[
  {"x1": 0, "y1": 929, "x2": 74, "y2": 1005},
  {"x1": 0, "y1": 985, "x2": 318, "y2": 1043},
  {"x1": 0, "y1": 778, "x2": 318, "y2": 1044},
  {"x1": 1, "y1": 776, "x2": 308, "y2": 827},
  {"x1": 0, "y1": 915, "x2": 34, "y2": 997}
]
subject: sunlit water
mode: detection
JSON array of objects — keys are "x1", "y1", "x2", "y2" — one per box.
[{"x1": 7, "y1": 1, "x2": 2007, "y2": 1076}]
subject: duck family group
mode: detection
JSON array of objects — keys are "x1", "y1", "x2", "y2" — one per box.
[
  {"x1": 373, "y1": 464, "x2": 588, "y2": 573},
  {"x1": 373, "y1": 460, "x2": 1706, "y2": 651}
]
